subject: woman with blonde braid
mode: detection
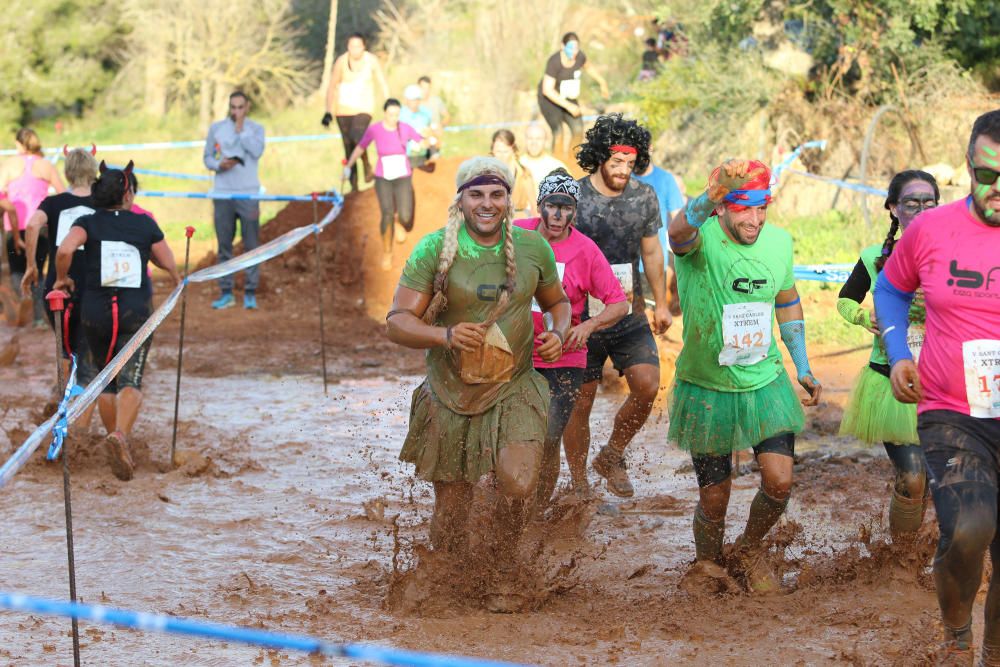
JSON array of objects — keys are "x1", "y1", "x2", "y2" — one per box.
[
  {"x1": 386, "y1": 156, "x2": 571, "y2": 611},
  {"x1": 838, "y1": 170, "x2": 939, "y2": 540}
]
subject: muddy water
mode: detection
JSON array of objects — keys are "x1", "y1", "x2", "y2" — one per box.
[{"x1": 1, "y1": 350, "x2": 962, "y2": 666}]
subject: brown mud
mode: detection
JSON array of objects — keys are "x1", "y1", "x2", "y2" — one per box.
[{"x1": 0, "y1": 157, "x2": 989, "y2": 664}]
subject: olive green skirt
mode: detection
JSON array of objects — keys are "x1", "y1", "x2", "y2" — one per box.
[
  {"x1": 668, "y1": 372, "x2": 805, "y2": 455},
  {"x1": 400, "y1": 370, "x2": 550, "y2": 483}
]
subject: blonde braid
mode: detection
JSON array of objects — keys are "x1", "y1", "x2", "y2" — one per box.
[{"x1": 422, "y1": 197, "x2": 463, "y2": 324}]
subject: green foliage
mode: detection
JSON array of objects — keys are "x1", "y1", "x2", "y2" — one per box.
[{"x1": 0, "y1": 0, "x2": 125, "y2": 129}]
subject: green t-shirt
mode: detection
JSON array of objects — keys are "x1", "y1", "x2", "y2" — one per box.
[
  {"x1": 400, "y1": 223, "x2": 559, "y2": 414},
  {"x1": 674, "y1": 218, "x2": 795, "y2": 392}
]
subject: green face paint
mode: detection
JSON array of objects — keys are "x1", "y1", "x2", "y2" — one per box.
[
  {"x1": 987, "y1": 209, "x2": 996, "y2": 218},
  {"x1": 977, "y1": 183, "x2": 991, "y2": 198},
  {"x1": 985, "y1": 157, "x2": 1000, "y2": 167},
  {"x1": 981, "y1": 145, "x2": 998, "y2": 157}
]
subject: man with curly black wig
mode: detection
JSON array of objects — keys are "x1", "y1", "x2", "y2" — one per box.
[{"x1": 563, "y1": 113, "x2": 671, "y2": 498}]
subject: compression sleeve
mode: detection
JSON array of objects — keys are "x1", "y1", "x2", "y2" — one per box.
[
  {"x1": 779, "y1": 320, "x2": 812, "y2": 381},
  {"x1": 683, "y1": 192, "x2": 714, "y2": 229},
  {"x1": 836, "y1": 297, "x2": 873, "y2": 329},
  {"x1": 837, "y1": 258, "x2": 871, "y2": 302},
  {"x1": 873, "y1": 272, "x2": 916, "y2": 367}
]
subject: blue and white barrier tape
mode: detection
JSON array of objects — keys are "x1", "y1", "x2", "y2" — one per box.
[
  {"x1": 1, "y1": 116, "x2": 600, "y2": 155},
  {"x1": 772, "y1": 140, "x2": 827, "y2": 180},
  {"x1": 793, "y1": 263, "x2": 854, "y2": 284},
  {"x1": 107, "y1": 164, "x2": 212, "y2": 182},
  {"x1": 786, "y1": 169, "x2": 888, "y2": 197},
  {"x1": 138, "y1": 191, "x2": 339, "y2": 202},
  {"x1": 0, "y1": 195, "x2": 343, "y2": 489},
  {"x1": 46, "y1": 355, "x2": 83, "y2": 461},
  {"x1": 0, "y1": 591, "x2": 530, "y2": 666}
]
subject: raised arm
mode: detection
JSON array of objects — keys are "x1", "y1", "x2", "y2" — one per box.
[
  {"x1": 239, "y1": 122, "x2": 265, "y2": 160},
  {"x1": 668, "y1": 159, "x2": 756, "y2": 255}
]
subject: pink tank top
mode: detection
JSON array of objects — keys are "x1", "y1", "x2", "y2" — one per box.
[{"x1": 4, "y1": 155, "x2": 50, "y2": 231}]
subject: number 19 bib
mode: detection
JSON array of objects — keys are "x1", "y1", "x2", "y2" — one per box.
[
  {"x1": 963, "y1": 339, "x2": 1000, "y2": 419},
  {"x1": 100, "y1": 241, "x2": 142, "y2": 288},
  {"x1": 719, "y1": 302, "x2": 773, "y2": 367}
]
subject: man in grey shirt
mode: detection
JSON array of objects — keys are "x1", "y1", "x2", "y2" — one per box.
[{"x1": 203, "y1": 91, "x2": 266, "y2": 310}]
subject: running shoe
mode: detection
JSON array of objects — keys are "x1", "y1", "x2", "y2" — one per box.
[
  {"x1": 592, "y1": 446, "x2": 634, "y2": 498},
  {"x1": 732, "y1": 537, "x2": 781, "y2": 595},
  {"x1": 105, "y1": 431, "x2": 135, "y2": 481},
  {"x1": 244, "y1": 293, "x2": 257, "y2": 310},
  {"x1": 211, "y1": 293, "x2": 235, "y2": 310},
  {"x1": 933, "y1": 639, "x2": 974, "y2": 666}
]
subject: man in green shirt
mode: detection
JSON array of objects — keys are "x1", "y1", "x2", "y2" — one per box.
[
  {"x1": 386, "y1": 157, "x2": 572, "y2": 605},
  {"x1": 667, "y1": 159, "x2": 822, "y2": 594}
]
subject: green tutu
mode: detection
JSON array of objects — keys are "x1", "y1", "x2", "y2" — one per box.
[
  {"x1": 839, "y1": 365, "x2": 918, "y2": 445},
  {"x1": 400, "y1": 370, "x2": 550, "y2": 483},
  {"x1": 668, "y1": 372, "x2": 805, "y2": 455}
]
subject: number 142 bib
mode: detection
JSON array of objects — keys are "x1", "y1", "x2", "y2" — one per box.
[{"x1": 718, "y1": 302, "x2": 773, "y2": 367}]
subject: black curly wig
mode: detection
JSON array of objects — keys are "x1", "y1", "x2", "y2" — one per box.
[{"x1": 575, "y1": 113, "x2": 652, "y2": 175}]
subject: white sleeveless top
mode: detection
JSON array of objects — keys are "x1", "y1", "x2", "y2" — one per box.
[{"x1": 337, "y1": 52, "x2": 378, "y2": 116}]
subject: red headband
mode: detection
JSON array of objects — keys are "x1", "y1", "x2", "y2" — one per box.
[{"x1": 610, "y1": 144, "x2": 637, "y2": 155}]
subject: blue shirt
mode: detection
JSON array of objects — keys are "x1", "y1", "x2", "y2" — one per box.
[
  {"x1": 399, "y1": 106, "x2": 433, "y2": 155},
  {"x1": 634, "y1": 166, "x2": 684, "y2": 266}
]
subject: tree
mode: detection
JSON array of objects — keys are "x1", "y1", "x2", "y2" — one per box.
[{"x1": 318, "y1": 0, "x2": 339, "y2": 98}]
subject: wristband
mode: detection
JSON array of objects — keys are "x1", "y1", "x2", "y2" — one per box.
[
  {"x1": 778, "y1": 319, "x2": 812, "y2": 381},
  {"x1": 445, "y1": 325, "x2": 453, "y2": 348},
  {"x1": 684, "y1": 192, "x2": 715, "y2": 229}
]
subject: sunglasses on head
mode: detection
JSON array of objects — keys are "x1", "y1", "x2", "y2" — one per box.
[{"x1": 972, "y1": 166, "x2": 1000, "y2": 186}]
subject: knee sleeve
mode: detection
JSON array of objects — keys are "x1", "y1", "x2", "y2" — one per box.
[
  {"x1": 933, "y1": 482, "x2": 997, "y2": 564},
  {"x1": 496, "y1": 441, "x2": 543, "y2": 500}
]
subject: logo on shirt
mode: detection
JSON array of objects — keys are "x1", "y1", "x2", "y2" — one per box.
[
  {"x1": 724, "y1": 258, "x2": 776, "y2": 297},
  {"x1": 477, "y1": 284, "x2": 501, "y2": 302},
  {"x1": 947, "y1": 260, "x2": 1000, "y2": 291}
]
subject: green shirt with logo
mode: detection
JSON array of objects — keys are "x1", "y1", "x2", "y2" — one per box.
[
  {"x1": 400, "y1": 223, "x2": 560, "y2": 414},
  {"x1": 675, "y1": 218, "x2": 795, "y2": 392}
]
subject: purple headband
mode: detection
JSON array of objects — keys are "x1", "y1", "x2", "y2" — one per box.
[{"x1": 457, "y1": 174, "x2": 511, "y2": 193}]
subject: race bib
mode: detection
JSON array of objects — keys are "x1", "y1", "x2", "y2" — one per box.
[
  {"x1": 907, "y1": 325, "x2": 925, "y2": 363},
  {"x1": 532, "y1": 262, "x2": 565, "y2": 313},
  {"x1": 589, "y1": 263, "x2": 633, "y2": 317},
  {"x1": 963, "y1": 339, "x2": 1000, "y2": 418},
  {"x1": 559, "y1": 74, "x2": 582, "y2": 100},
  {"x1": 100, "y1": 241, "x2": 142, "y2": 288},
  {"x1": 380, "y1": 154, "x2": 409, "y2": 181},
  {"x1": 718, "y1": 302, "x2": 773, "y2": 367},
  {"x1": 55, "y1": 206, "x2": 94, "y2": 248}
]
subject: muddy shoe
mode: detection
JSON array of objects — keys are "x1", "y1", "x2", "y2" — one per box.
[
  {"x1": 732, "y1": 538, "x2": 781, "y2": 595},
  {"x1": 931, "y1": 639, "x2": 974, "y2": 666},
  {"x1": 679, "y1": 560, "x2": 739, "y2": 596},
  {"x1": 592, "y1": 446, "x2": 634, "y2": 498},
  {"x1": 105, "y1": 431, "x2": 135, "y2": 481}
]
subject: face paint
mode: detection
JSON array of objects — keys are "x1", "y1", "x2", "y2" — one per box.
[
  {"x1": 539, "y1": 194, "x2": 576, "y2": 242},
  {"x1": 982, "y1": 145, "x2": 998, "y2": 157}
]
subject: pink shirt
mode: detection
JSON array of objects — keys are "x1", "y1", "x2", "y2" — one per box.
[
  {"x1": 883, "y1": 198, "x2": 1000, "y2": 418},
  {"x1": 514, "y1": 218, "x2": 627, "y2": 368},
  {"x1": 3, "y1": 155, "x2": 51, "y2": 231},
  {"x1": 357, "y1": 121, "x2": 423, "y2": 180}
]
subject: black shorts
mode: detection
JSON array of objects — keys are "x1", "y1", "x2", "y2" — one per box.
[
  {"x1": 82, "y1": 297, "x2": 153, "y2": 394},
  {"x1": 920, "y1": 409, "x2": 1000, "y2": 492},
  {"x1": 582, "y1": 320, "x2": 659, "y2": 384},
  {"x1": 691, "y1": 433, "x2": 795, "y2": 488}
]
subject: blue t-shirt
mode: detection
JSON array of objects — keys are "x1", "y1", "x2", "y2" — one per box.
[
  {"x1": 399, "y1": 106, "x2": 433, "y2": 155},
  {"x1": 634, "y1": 166, "x2": 684, "y2": 266}
]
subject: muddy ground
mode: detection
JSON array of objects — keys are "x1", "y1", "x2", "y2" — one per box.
[{"x1": 0, "y1": 158, "x2": 986, "y2": 665}]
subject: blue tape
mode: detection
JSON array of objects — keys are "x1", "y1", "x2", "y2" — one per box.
[
  {"x1": 771, "y1": 140, "x2": 827, "y2": 180},
  {"x1": 793, "y1": 264, "x2": 854, "y2": 284},
  {"x1": 0, "y1": 591, "x2": 530, "y2": 666},
  {"x1": 46, "y1": 356, "x2": 83, "y2": 461},
  {"x1": 786, "y1": 169, "x2": 888, "y2": 197},
  {"x1": 107, "y1": 163, "x2": 211, "y2": 182}
]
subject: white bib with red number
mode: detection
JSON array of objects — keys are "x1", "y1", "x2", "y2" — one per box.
[
  {"x1": 100, "y1": 241, "x2": 141, "y2": 288},
  {"x1": 963, "y1": 339, "x2": 1000, "y2": 418},
  {"x1": 718, "y1": 302, "x2": 773, "y2": 367}
]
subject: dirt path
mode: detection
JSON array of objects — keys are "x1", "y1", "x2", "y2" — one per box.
[{"x1": 0, "y1": 159, "x2": 982, "y2": 665}]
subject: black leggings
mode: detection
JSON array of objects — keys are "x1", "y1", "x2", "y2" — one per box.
[
  {"x1": 537, "y1": 94, "x2": 583, "y2": 151},
  {"x1": 336, "y1": 114, "x2": 371, "y2": 191},
  {"x1": 883, "y1": 441, "x2": 927, "y2": 499},
  {"x1": 536, "y1": 366, "x2": 584, "y2": 504},
  {"x1": 373, "y1": 176, "x2": 414, "y2": 251}
]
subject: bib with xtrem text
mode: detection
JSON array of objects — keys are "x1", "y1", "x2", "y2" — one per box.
[
  {"x1": 532, "y1": 262, "x2": 565, "y2": 313},
  {"x1": 963, "y1": 339, "x2": 1000, "y2": 418},
  {"x1": 380, "y1": 154, "x2": 409, "y2": 181},
  {"x1": 100, "y1": 241, "x2": 142, "y2": 288},
  {"x1": 908, "y1": 325, "x2": 925, "y2": 363},
  {"x1": 589, "y1": 263, "x2": 632, "y2": 317},
  {"x1": 718, "y1": 302, "x2": 773, "y2": 367},
  {"x1": 56, "y1": 206, "x2": 94, "y2": 248}
]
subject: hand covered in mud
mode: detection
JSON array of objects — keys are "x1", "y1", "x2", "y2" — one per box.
[
  {"x1": 707, "y1": 159, "x2": 758, "y2": 203},
  {"x1": 52, "y1": 276, "x2": 75, "y2": 295},
  {"x1": 447, "y1": 322, "x2": 486, "y2": 352},
  {"x1": 534, "y1": 331, "x2": 564, "y2": 363},
  {"x1": 564, "y1": 321, "x2": 595, "y2": 352},
  {"x1": 798, "y1": 372, "x2": 822, "y2": 406},
  {"x1": 890, "y1": 360, "x2": 922, "y2": 404}
]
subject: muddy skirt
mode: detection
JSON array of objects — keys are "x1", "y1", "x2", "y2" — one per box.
[
  {"x1": 839, "y1": 365, "x2": 918, "y2": 445},
  {"x1": 400, "y1": 371, "x2": 550, "y2": 483},
  {"x1": 668, "y1": 372, "x2": 805, "y2": 456}
]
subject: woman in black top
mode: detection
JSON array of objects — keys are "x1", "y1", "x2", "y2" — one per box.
[
  {"x1": 537, "y1": 32, "x2": 610, "y2": 157},
  {"x1": 54, "y1": 161, "x2": 180, "y2": 481}
]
